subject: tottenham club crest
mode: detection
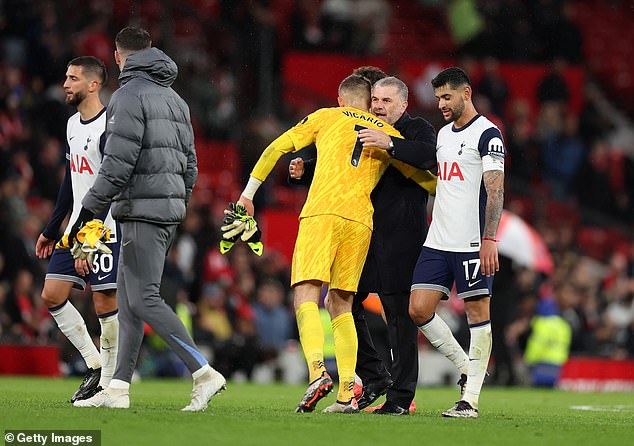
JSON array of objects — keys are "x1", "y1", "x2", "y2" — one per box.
[{"x1": 83, "y1": 136, "x2": 92, "y2": 151}]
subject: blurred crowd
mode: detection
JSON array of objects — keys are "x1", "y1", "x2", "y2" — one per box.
[{"x1": 0, "y1": 0, "x2": 633, "y2": 385}]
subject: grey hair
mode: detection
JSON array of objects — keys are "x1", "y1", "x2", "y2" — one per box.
[{"x1": 373, "y1": 76, "x2": 408, "y2": 102}]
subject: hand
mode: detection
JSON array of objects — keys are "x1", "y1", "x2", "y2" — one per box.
[
  {"x1": 358, "y1": 128, "x2": 391, "y2": 149},
  {"x1": 67, "y1": 207, "x2": 95, "y2": 246},
  {"x1": 74, "y1": 257, "x2": 92, "y2": 276},
  {"x1": 238, "y1": 195, "x2": 254, "y2": 216},
  {"x1": 289, "y1": 157, "x2": 304, "y2": 179},
  {"x1": 36, "y1": 234, "x2": 56, "y2": 259},
  {"x1": 480, "y1": 239, "x2": 499, "y2": 277}
]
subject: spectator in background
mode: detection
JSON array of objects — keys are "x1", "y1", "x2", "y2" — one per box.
[
  {"x1": 4, "y1": 269, "x2": 42, "y2": 342},
  {"x1": 0, "y1": 279, "x2": 10, "y2": 340},
  {"x1": 30, "y1": 137, "x2": 64, "y2": 202},
  {"x1": 537, "y1": 59, "x2": 570, "y2": 107},
  {"x1": 506, "y1": 99, "x2": 539, "y2": 183},
  {"x1": 523, "y1": 284, "x2": 572, "y2": 387},
  {"x1": 477, "y1": 57, "x2": 508, "y2": 118},
  {"x1": 253, "y1": 278, "x2": 291, "y2": 352},
  {"x1": 576, "y1": 140, "x2": 618, "y2": 216},
  {"x1": 0, "y1": 169, "x2": 42, "y2": 282},
  {"x1": 349, "y1": 0, "x2": 390, "y2": 54},
  {"x1": 196, "y1": 283, "x2": 233, "y2": 349},
  {"x1": 596, "y1": 252, "x2": 634, "y2": 358},
  {"x1": 538, "y1": 1, "x2": 583, "y2": 63},
  {"x1": 448, "y1": 0, "x2": 485, "y2": 54},
  {"x1": 221, "y1": 303, "x2": 263, "y2": 381},
  {"x1": 541, "y1": 113, "x2": 586, "y2": 199},
  {"x1": 291, "y1": 0, "x2": 326, "y2": 51}
]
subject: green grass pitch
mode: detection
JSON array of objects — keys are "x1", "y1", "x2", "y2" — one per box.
[{"x1": 0, "y1": 377, "x2": 632, "y2": 446}]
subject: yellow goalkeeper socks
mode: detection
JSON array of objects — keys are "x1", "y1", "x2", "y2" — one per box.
[
  {"x1": 332, "y1": 312, "x2": 357, "y2": 403},
  {"x1": 296, "y1": 302, "x2": 326, "y2": 383}
]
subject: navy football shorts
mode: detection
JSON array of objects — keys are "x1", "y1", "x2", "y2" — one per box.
[
  {"x1": 46, "y1": 239, "x2": 120, "y2": 292},
  {"x1": 411, "y1": 246, "x2": 493, "y2": 300}
]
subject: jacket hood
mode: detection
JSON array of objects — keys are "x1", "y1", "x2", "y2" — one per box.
[{"x1": 119, "y1": 47, "x2": 178, "y2": 87}]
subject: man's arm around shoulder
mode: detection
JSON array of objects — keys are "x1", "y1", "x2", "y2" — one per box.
[{"x1": 389, "y1": 116, "x2": 437, "y2": 170}]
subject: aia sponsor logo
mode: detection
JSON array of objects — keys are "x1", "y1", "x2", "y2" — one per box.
[
  {"x1": 437, "y1": 161, "x2": 464, "y2": 181},
  {"x1": 70, "y1": 154, "x2": 94, "y2": 174}
]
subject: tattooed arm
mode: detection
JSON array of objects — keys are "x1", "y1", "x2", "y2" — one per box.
[{"x1": 481, "y1": 169, "x2": 504, "y2": 276}]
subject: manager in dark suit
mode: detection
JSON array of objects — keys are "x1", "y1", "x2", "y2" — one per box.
[{"x1": 290, "y1": 74, "x2": 436, "y2": 415}]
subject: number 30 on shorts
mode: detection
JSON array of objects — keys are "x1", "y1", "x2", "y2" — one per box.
[{"x1": 90, "y1": 252, "x2": 114, "y2": 274}]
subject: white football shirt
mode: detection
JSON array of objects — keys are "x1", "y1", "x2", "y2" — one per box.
[
  {"x1": 64, "y1": 108, "x2": 117, "y2": 241},
  {"x1": 424, "y1": 114, "x2": 505, "y2": 252}
]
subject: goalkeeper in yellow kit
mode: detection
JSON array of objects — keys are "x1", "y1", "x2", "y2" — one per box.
[{"x1": 235, "y1": 74, "x2": 428, "y2": 413}]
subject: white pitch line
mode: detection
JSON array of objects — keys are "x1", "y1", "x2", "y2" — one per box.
[{"x1": 570, "y1": 405, "x2": 634, "y2": 412}]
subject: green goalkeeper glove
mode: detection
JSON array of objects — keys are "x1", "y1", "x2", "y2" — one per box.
[{"x1": 219, "y1": 202, "x2": 263, "y2": 256}]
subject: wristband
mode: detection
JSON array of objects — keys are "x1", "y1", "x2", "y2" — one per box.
[
  {"x1": 482, "y1": 237, "x2": 497, "y2": 242},
  {"x1": 241, "y1": 176, "x2": 263, "y2": 200}
]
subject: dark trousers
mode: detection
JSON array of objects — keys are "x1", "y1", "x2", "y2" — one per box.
[{"x1": 353, "y1": 291, "x2": 418, "y2": 408}]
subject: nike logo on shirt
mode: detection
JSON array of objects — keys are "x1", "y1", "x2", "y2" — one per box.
[
  {"x1": 97, "y1": 274, "x2": 111, "y2": 280},
  {"x1": 468, "y1": 279, "x2": 482, "y2": 287}
]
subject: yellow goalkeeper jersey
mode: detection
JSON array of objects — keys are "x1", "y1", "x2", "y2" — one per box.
[{"x1": 250, "y1": 106, "x2": 418, "y2": 230}]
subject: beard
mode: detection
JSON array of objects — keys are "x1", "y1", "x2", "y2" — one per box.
[
  {"x1": 65, "y1": 90, "x2": 86, "y2": 106},
  {"x1": 443, "y1": 100, "x2": 465, "y2": 122}
]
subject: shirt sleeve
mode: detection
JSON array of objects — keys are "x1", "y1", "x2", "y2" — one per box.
[
  {"x1": 42, "y1": 143, "x2": 73, "y2": 239},
  {"x1": 285, "y1": 109, "x2": 326, "y2": 150},
  {"x1": 250, "y1": 133, "x2": 298, "y2": 182},
  {"x1": 478, "y1": 126, "x2": 505, "y2": 172},
  {"x1": 389, "y1": 118, "x2": 437, "y2": 170}
]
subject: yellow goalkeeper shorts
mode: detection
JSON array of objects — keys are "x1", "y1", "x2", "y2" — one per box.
[{"x1": 291, "y1": 215, "x2": 371, "y2": 292}]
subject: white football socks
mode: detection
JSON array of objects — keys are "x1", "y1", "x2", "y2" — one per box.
[
  {"x1": 49, "y1": 300, "x2": 101, "y2": 370},
  {"x1": 98, "y1": 312, "x2": 119, "y2": 388},
  {"x1": 418, "y1": 314, "x2": 469, "y2": 374},
  {"x1": 108, "y1": 379, "x2": 130, "y2": 391},
  {"x1": 463, "y1": 322, "x2": 492, "y2": 409}
]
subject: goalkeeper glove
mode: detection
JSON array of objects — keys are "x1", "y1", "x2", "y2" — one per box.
[
  {"x1": 240, "y1": 214, "x2": 262, "y2": 256},
  {"x1": 70, "y1": 219, "x2": 113, "y2": 265},
  {"x1": 219, "y1": 202, "x2": 263, "y2": 256},
  {"x1": 67, "y1": 207, "x2": 95, "y2": 246},
  {"x1": 219, "y1": 202, "x2": 244, "y2": 254},
  {"x1": 56, "y1": 234, "x2": 71, "y2": 249}
]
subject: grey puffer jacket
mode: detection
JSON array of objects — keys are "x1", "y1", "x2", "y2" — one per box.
[{"x1": 82, "y1": 47, "x2": 197, "y2": 225}]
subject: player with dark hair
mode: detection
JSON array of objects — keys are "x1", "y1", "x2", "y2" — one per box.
[
  {"x1": 70, "y1": 27, "x2": 225, "y2": 411},
  {"x1": 36, "y1": 56, "x2": 118, "y2": 403},
  {"x1": 352, "y1": 66, "x2": 388, "y2": 85},
  {"x1": 114, "y1": 26, "x2": 152, "y2": 52},
  {"x1": 409, "y1": 67, "x2": 505, "y2": 418},
  {"x1": 236, "y1": 74, "x2": 429, "y2": 413}
]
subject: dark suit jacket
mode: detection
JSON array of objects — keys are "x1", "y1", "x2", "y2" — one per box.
[{"x1": 291, "y1": 111, "x2": 437, "y2": 293}]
